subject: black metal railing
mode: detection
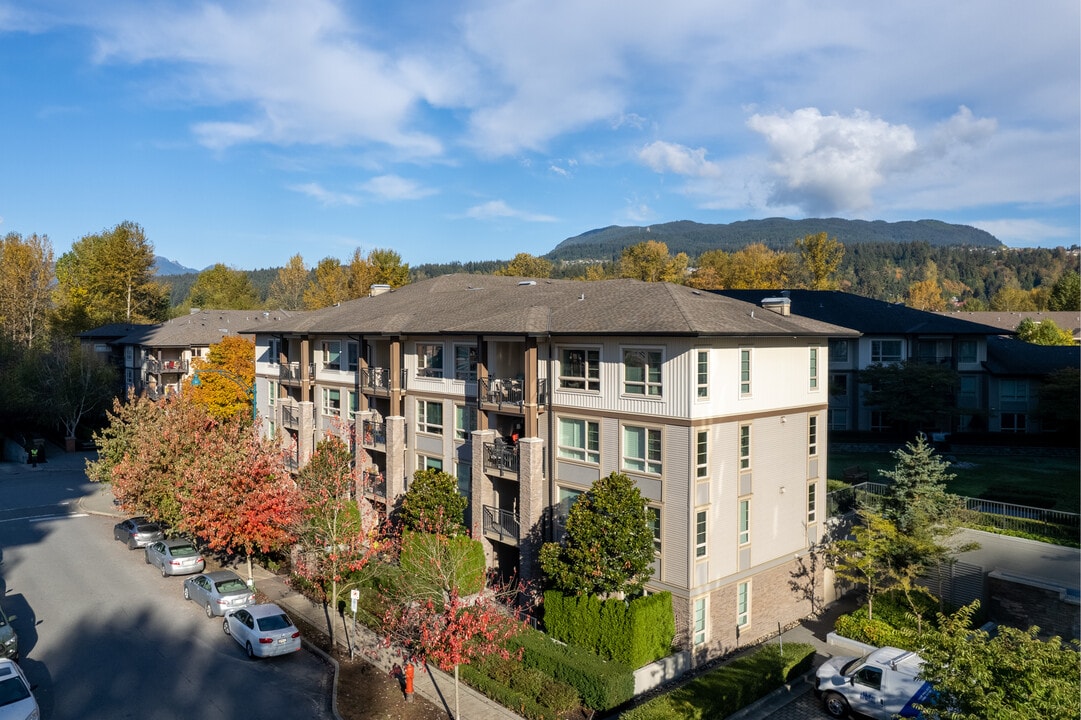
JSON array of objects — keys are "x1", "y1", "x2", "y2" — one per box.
[
  {"x1": 361, "y1": 420, "x2": 386, "y2": 449},
  {"x1": 278, "y1": 362, "x2": 315, "y2": 384},
  {"x1": 479, "y1": 377, "x2": 548, "y2": 406},
  {"x1": 146, "y1": 358, "x2": 188, "y2": 374},
  {"x1": 483, "y1": 440, "x2": 520, "y2": 475},
  {"x1": 482, "y1": 505, "x2": 520, "y2": 545}
]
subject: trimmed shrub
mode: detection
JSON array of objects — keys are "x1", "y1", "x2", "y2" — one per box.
[
  {"x1": 543, "y1": 590, "x2": 674, "y2": 667},
  {"x1": 513, "y1": 626, "x2": 635, "y2": 711},
  {"x1": 398, "y1": 530, "x2": 485, "y2": 595}
]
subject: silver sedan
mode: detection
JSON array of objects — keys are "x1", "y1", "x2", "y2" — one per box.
[
  {"x1": 113, "y1": 517, "x2": 165, "y2": 549},
  {"x1": 222, "y1": 604, "x2": 301, "y2": 659},
  {"x1": 183, "y1": 571, "x2": 255, "y2": 617},
  {"x1": 144, "y1": 539, "x2": 205, "y2": 577}
]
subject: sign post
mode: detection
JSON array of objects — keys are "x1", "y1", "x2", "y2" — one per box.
[{"x1": 349, "y1": 589, "x2": 360, "y2": 660}]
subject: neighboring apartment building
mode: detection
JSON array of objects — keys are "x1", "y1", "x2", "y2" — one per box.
[
  {"x1": 982, "y1": 336, "x2": 1080, "y2": 434},
  {"x1": 716, "y1": 290, "x2": 1009, "y2": 435},
  {"x1": 247, "y1": 274, "x2": 857, "y2": 660},
  {"x1": 936, "y1": 310, "x2": 1081, "y2": 344}
]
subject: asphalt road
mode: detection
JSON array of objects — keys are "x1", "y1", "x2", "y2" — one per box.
[{"x1": 0, "y1": 468, "x2": 335, "y2": 720}]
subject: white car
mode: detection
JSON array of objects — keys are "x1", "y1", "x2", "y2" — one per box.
[
  {"x1": 222, "y1": 603, "x2": 301, "y2": 658},
  {"x1": 0, "y1": 658, "x2": 38, "y2": 720}
]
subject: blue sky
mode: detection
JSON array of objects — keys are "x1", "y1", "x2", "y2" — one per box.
[{"x1": 1, "y1": 1, "x2": 1078, "y2": 271}]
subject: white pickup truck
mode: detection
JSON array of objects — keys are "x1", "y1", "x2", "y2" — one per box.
[{"x1": 814, "y1": 646, "x2": 935, "y2": 718}]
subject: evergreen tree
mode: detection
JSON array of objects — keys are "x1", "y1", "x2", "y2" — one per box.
[
  {"x1": 877, "y1": 434, "x2": 963, "y2": 537},
  {"x1": 399, "y1": 467, "x2": 468, "y2": 536},
  {"x1": 1048, "y1": 270, "x2": 1080, "y2": 311},
  {"x1": 1016, "y1": 317, "x2": 1075, "y2": 346}
]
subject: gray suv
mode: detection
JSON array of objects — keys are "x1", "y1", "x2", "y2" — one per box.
[{"x1": 0, "y1": 604, "x2": 18, "y2": 662}]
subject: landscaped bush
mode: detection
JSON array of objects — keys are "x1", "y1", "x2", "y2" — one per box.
[
  {"x1": 620, "y1": 643, "x2": 816, "y2": 720},
  {"x1": 542, "y1": 590, "x2": 674, "y2": 667},
  {"x1": 833, "y1": 588, "x2": 947, "y2": 649},
  {"x1": 399, "y1": 530, "x2": 486, "y2": 594},
  {"x1": 513, "y1": 626, "x2": 635, "y2": 711},
  {"x1": 462, "y1": 653, "x2": 580, "y2": 720}
]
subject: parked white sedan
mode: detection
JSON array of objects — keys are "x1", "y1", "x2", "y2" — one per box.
[{"x1": 222, "y1": 604, "x2": 301, "y2": 658}]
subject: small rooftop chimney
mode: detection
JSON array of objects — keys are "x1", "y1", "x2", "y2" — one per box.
[
  {"x1": 369, "y1": 284, "x2": 392, "y2": 297},
  {"x1": 760, "y1": 296, "x2": 791, "y2": 316}
]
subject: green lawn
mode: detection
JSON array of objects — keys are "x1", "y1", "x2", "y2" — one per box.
[{"x1": 828, "y1": 450, "x2": 1080, "y2": 514}]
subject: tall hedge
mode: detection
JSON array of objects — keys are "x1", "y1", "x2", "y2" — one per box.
[
  {"x1": 543, "y1": 590, "x2": 674, "y2": 667},
  {"x1": 512, "y1": 626, "x2": 635, "y2": 711}
]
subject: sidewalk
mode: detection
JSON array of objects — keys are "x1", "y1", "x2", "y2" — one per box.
[{"x1": 75, "y1": 478, "x2": 525, "y2": 720}]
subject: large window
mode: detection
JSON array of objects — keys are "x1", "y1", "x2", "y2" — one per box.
[
  {"x1": 623, "y1": 349, "x2": 663, "y2": 396},
  {"x1": 828, "y1": 408, "x2": 848, "y2": 430},
  {"x1": 696, "y1": 350, "x2": 709, "y2": 398},
  {"x1": 738, "y1": 500, "x2": 750, "y2": 545},
  {"x1": 739, "y1": 424, "x2": 751, "y2": 470},
  {"x1": 556, "y1": 487, "x2": 583, "y2": 530},
  {"x1": 807, "y1": 481, "x2": 817, "y2": 524},
  {"x1": 622, "y1": 425, "x2": 661, "y2": 474},
  {"x1": 347, "y1": 342, "x2": 360, "y2": 372},
  {"x1": 828, "y1": 339, "x2": 848, "y2": 363},
  {"x1": 739, "y1": 348, "x2": 752, "y2": 396},
  {"x1": 321, "y1": 388, "x2": 341, "y2": 416},
  {"x1": 808, "y1": 415, "x2": 818, "y2": 457},
  {"x1": 417, "y1": 343, "x2": 444, "y2": 378},
  {"x1": 829, "y1": 373, "x2": 848, "y2": 398},
  {"x1": 560, "y1": 348, "x2": 600, "y2": 391},
  {"x1": 558, "y1": 418, "x2": 600, "y2": 464},
  {"x1": 809, "y1": 348, "x2": 819, "y2": 390},
  {"x1": 647, "y1": 506, "x2": 661, "y2": 555},
  {"x1": 696, "y1": 431, "x2": 708, "y2": 479},
  {"x1": 999, "y1": 379, "x2": 1029, "y2": 402},
  {"x1": 695, "y1": 510, "x2": 707, "y2": 558},
  {"x1": 454, "y1": 404, "x2": 477, "y2": 441},
  {"x1": 1001, "y1": 413, "x2": 1027, "y2": 433},
  {"x1": 958, "y1": 339, "x2": 977, "y2": 364},
  {"x1": 453, "y1": 345, "x2": 477, "y2": 381},
  {"x1": 871, "y1": 339, "x2": 903, "y2": 363},
  {"x1": 693, "y1": 597, "x2": 707, "y2": 646},
  {"x1": 347, "y1": 391, "x2": 359, "y2": 422},
  {"x1": 268, "y1": 338, "x2": 281, "y2": 365},
  {"x1": 417, "y1": 399, "x2": 443, "y2": 435},
  {"x1": 322, "y1": 341, "x2": 341, "y2": 370},
  {"x1": 737, "y1": 582, "x2": 750, "y2": 628}
]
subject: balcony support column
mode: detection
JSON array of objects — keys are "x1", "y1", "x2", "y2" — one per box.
[
  {"x1": 297, "y1": 401, "x2": 315, "y2": 466},
  {"x1": 518, "y1": 437, "x2": 543, "y2": 582},
  {"x1": 385, "y1": 415, "x2": 407, "y2": 504},
  {"x1": 471, "y1": 429, "x2": 497, "y2": 567}
]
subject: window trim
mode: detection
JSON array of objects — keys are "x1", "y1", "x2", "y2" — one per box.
[
  {"x1": 693, "y1": 597, "x2": 708, "y2": 646},
  {"x1": 321, "y1": 387, "x2": 341, "y2": 416},
  {"x1": 870, "y1": 338, "x2": 903, "y2": 363},
  {"x1": 809, "y1": 347, "x2": 819, "y2": 390},
  {"x1": 322, "y1": 341, "x2": 342, "y2": 371},
  {"x1": 695, "y1": 430, "x2": 709, "y2": 479},
  {"x1": 808, "y1": 415, "x2": 818, "y2": 457},
  {"x1": 737, "y1": 581, "x2": 750, "y2": 628},
  {"x1": 807, "y1": 481, "x2": 817, "y2": 524},
  {"x1": 647, "y1": 506, "x2": 661, "y2": 555},
  {"x1": 559, "y1": 347, "x2": 601, "y2": 392},
  {"x1": 454, "y1": 404, "x2": 477, "y2": 441},
  {"x1": 739, "y1": 424, "x2": 751, "y2": 471},
  {"x1": 622, "y1": 347, "x2": 664, "y2": 397},
  {"x1": 696, "y1": 349, "x2": 709, "y2": 399},
  {"x1": 416, "y1": 399, "x2": 444, "y2": 435},
  {"x1": 453, "y1": 344, "x2": 478, "y2": 382},
  {"x1": 738, "y1": 499, "x2": 750, "y2": 545},
  {"x1": 695, "y1": 509, "x2": 707, "y2": 558},
  {"x1": 416, "y1": 342, "x2": 444, "y2": 378},
  {"x1": 622, "y1": 424, "x2": 662, "y2": 475},
  {"x1": 739, "y1": 347, "x2": 752, "y2": 397},
  {"x1": 557, "y1": 416, "x2": 601, "y2": 464}
]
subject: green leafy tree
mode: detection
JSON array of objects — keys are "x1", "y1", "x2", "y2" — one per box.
[
  {"x1": 860, "y1": 360, "x2": 959, "y2": 435},
  {"x1": 266, "y1": 254, "x2": 310, "y2": 310},
  {"x1": 1015, "y1": 317, "x2": 1075, "y2": 346},
  {"x1": 52, "y1": 221, "x2": 168, "y2": 334},
  {"x1": 1048, "y1": 270, "x2": 1080, "y2": 311},
  {"x1": 618, "y1": 241, "x2": 689, "y2": 283},
  {"x1": 184, "y1": 263, "x2": 261, "y2": 310},
  {"x1": 825, "y1": 513, "x2": 904, "y2": 621},
  {"x1": 0, "y1": 232, "x2": 54, "y2": 348},
  {"x1": 494, "y1": 252, "x2": 553, "y2": 278},
  {"x1": 303, "y1": 257, "x2": 349, "y2": 309},
  {"x1": 990, "y1": 285, "x2": 1038, "y2": 311},
  {"x1": 399, "y1": 467, "x2": 468, "y2": 536},
  {"x1": 368, "y1": 248, "x2": 411, "y2": 288},
  {"x1": 913, "y1": 601, "x2": 1081, "y2": 720},
  {"x1": 29, "y1": 339, "x2": 118, "y2": 440},
  {"x1": 795, "y1": 231, "x2": 845, "y2": 290},
  {"x1": 1037, "y1": 368, "x2": 1081, "y2": 437},
  {"x1": 539, "y1": 471, "x2": 655, "y2": 597}
]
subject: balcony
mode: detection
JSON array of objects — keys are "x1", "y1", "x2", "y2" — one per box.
[
  {"x1": 146, "y1": 358, "x2": 188, "y2": 374},
  {"x1": 279, "y1": 362, "x2": 315, "y2": 385},
  {"x1": 482, "y1": 505, "x2": 519, "y2": 546},
  {"x1": 483, "y1": 441, "x2": 519, "y2": 477},
  {"x1": 362, "y1": 469, "x2": 387, "y2": 499},
  {"x1": 361, "y1": 420, "x2": 386, "y2": 450},
  {"x1": 480, "y1": 377, "x2": 547, "y2": 409},
  {"x1": 361, "y1": 367, "x2": 407, "y2": 395},
  {"x1": 281, "y1": 403, "x2": 301, "y2": 430}
]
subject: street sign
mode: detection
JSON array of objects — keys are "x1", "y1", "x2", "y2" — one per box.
[{"x1": 350, "y1": 588, "x2": 359, "y2": 614}]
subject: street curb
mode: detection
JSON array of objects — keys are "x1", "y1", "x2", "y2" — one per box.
[
  {"x1": 726, "y1": 671, "x2": 815, "y2": 720},
  {"x1": 302, "y1": 638, "x2": 345, "y2": 720}
]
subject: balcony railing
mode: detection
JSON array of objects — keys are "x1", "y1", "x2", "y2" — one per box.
[
  {"x1": 361, "y1": 367, "x2": 407, "y2": 394},
  {"x1": 146, "y1": 358, "x2": 188, "y2": 374},
  {"x1": 281, "y1": 403, "x2": 300, "y2": 430},
  {"x1": 362, "y1": 469, "x2": 387, "y2": 499},
  {"x1": 279, "y1": 362, "x2": 315, "y2": 384},
  {"x1": 480, "y1": 377, "x2": 547, "y2": 406},
  {"x1": 361, "y1": 420, "x2": 386, "y2": 450},
  {"x1": 482, "y1": 505, "x2": 520, "y2": 545},
  {"x1": 483, "y1": 441, "x2": 520, "y2": 475}
]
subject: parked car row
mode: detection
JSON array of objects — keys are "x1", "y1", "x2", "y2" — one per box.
[{"x1": 112, "y1": 516, "x2": 301, "y2": 660}]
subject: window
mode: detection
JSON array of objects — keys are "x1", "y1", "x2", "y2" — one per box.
[
  {"x1": 347, "y1": 342, "x2": 360, "y2": 372},
  {"x1": 560, "y1": 348, "x2": 600, "y2": 391},
  {"x1": 1001, "y1": 413, "x2": 1027, "y2": 433},
  {"x1": 455, "y1": 462, "x2": 471, "y2": 499},
  {"x1": 828, "y1": 339, "x2": 848, "y2": 363},
  {"x1": 322, "y1": 341, "x2": 341, "y2": 370},
  {"x1": 807, "y1": 482, "x2": 817, "y2": 524},
  {"x1": 808, "y1": 415, "x2": 818, "y2": 457},
  {"x1": 809, "y1": 348, "x2": 819, "y2": 390},
  {"x1": 696, "y1": 350, "x2": 709, "y2": 398},
  {"x1": 870, "y1": 411, "x2": 890, "y2": 432},
  {"x1": 417, "y1": 399, "x2": 443, "y2": 435},
  {"x1": 556, "y1": 487, "x2": 583, "y2": 529},
  {"x1": 693, "y1": 598, "x2": 707, "y2": 646},
  {"x1": 623, "y1": 426, "x2": 662, "y2": 474},
  {"x1": 454, "y1": 404, "x2": 477, "y2": 441},
  {"x1": 828, "y1": 408, "x2": 848, "y2": 431},
  {"x1": 695, "y1": 431, "x2": 708, "y2": 478},
  {"x1": 829, "y1": 373, "x2": 848, "y2": 397},
  {"x1": 623, "y1": 349, "x2": 663, "y2": 396},
  {"x1": 999, "y1": 379, "x2": 1028, "y2": 402},
  {"x1": 268, "y1": 338, "x2": 281, "y2": 365},
  {"x1": 453, "y1": 345, "x2": 477, "y2": 381},
  {"x1": 347, "y1": 391, "x2": 359, "y2": 422},
  {"x1": 738, "y1": 500, "x2": 750, "y2": 545},
  {"x1": 958, "y1": 339, "x2": 977, "y2": 364},
  {"x1": 870, "y1": 339, "x2": 903, "y2": 363},
  {"x1": 695, "y1": 510, "x2": 707, "y2": 558},
  {"x1": 854, "y1": 666, "x2": 883, "y2": 690},
  {"x1": 958, "y1": 375, "x2": 978, "y2": 403},
  {"x1": 739, "y1": 348, "x2": 751, "y2": 396},
  {"x1": 558, "y1": 418, "x2": 600, "y2": 463},
  {"x1": 417, "y1": 343, "x2": 444, "y2": 378},
  {"x1": 647, "y1": 506, "x2": 661, "y2": 554},
  {"x1": 418, "y1": 455, "x2": 443, "y2": 471},
  {"x1": 737, "y1": 582, "x2": 750, "y2": 628},
  {"x1": 267, "y1": 381, "x2": 278, "y2": 406},
  {"x1": 739, "y1": 425, "x2": 751, "y2": 470},
  {"x1": 321, "y1": 388, "x2": 341, "y2": 416}
]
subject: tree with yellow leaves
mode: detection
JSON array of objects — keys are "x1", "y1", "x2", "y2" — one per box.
[
  {"x1": 618, "y1": 241, "x2": 688, "y2": 283},
  {"x1": 494, "y1": 252, "x2": 553, "y2": 278},
  {"x1": 188, "y1": 336, "x2": 256, "y2": 421}
]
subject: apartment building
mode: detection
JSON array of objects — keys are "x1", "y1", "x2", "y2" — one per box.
[{"x1": 248, "y1": 274, "x2": 857, "y2": 660}]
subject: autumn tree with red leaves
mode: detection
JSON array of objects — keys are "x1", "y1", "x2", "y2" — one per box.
[{"x1": 292, "y1": 436, "x2": 386, "y2": 646}]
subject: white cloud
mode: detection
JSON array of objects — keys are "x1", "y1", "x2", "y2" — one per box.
[
  {"x1": 969, "y1": 219, "x2": 1076, "y2": 248},
  {"x1": 289, "y1": 182, "x2": 360, "y2": 207},
  {"x1": 747, "y1": 108, "x2": 918, "y2": 214},
  {"x1": 360, "y1": 175, "x2": 437, "y2": 201},
  {"x1": 464, "y1": 200, "x2": 556, "y2": 223},
  {"x1": 638, "y1": 141, "x2": 722, "y2": 178}
]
